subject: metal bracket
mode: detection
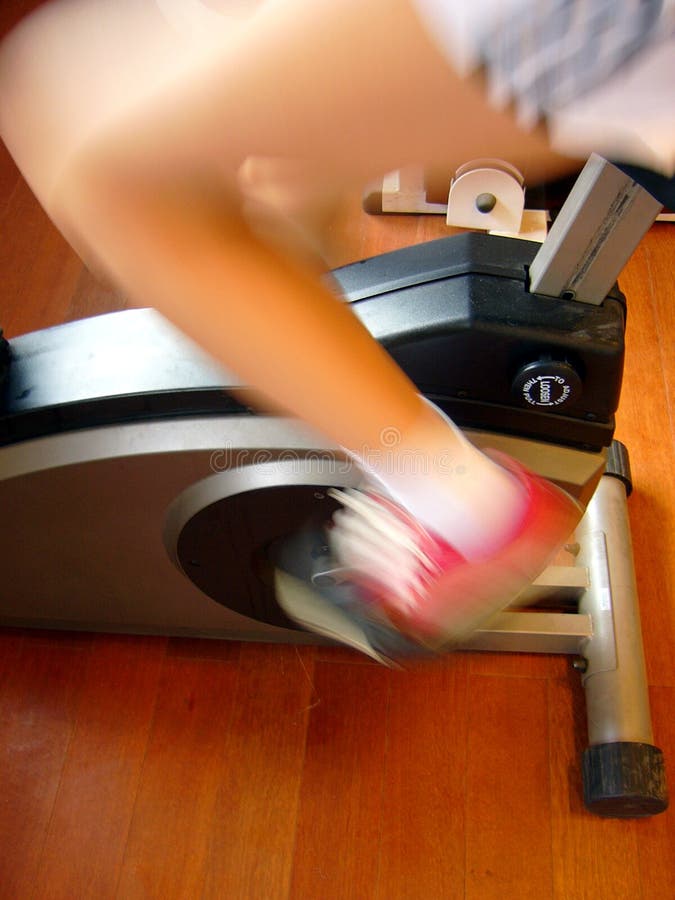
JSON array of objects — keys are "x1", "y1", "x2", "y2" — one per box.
[{"x1": 529, "y1": 154, "x2": 663, "y2": 304}]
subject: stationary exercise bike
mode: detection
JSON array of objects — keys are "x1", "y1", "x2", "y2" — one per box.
[{"x1": 0, "y1": 155, "x2": 669, "y2": 817}]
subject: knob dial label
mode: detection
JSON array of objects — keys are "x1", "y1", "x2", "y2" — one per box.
[{"x1": 521, "y1": 374, "x2": 572, "y2": 407}]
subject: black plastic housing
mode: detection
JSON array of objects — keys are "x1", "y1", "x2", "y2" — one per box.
[
  {"x1": 333, "y1": 233, "x2": 625, "y2": 451},
  {"x1": 1, "y1": 233, "x2": 625, "y2": 452}
]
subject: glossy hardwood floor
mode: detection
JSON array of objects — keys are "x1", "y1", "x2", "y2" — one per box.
[{"x1": 1, "y1": 35, "x2": 674, "y2": 900}]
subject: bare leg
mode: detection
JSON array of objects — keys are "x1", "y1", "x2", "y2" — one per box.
[
  {"x1": 0, "y1": 0, "x2": 578, "y2": 445},
  {"x1": 0, "y1": 0, "x2": 583, "y2": 638}
]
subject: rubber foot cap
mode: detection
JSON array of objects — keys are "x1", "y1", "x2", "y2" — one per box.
[{"x1": 583, "y1": 742, "x2": 668, "y2": 817}]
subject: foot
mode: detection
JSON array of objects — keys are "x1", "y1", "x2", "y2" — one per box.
[{"x1": 275, "y1": 452, "x2": 582, "y2": 662}]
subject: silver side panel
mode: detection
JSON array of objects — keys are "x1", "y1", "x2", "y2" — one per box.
[
  {"x1": 5, "y1": 308, "x2": 240, "y2": 412},
  {"x1": 0, "y1": 416, "x2": 603, "y2": 637}
]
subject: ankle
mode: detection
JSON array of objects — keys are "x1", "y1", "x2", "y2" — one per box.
[{"x1": 352, "y1": 401, "x2": 529, "y2": 560}]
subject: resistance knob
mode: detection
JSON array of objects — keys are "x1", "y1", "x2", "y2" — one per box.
[{"x1": 511, "y1": 359, "x2": 582, "y2": 409}]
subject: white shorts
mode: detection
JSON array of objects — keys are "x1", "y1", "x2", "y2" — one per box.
[{"x1": 413, "y1": 0, "x2": 675, "y2": 175}]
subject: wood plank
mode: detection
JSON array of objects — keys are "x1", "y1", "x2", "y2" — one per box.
[
  {"x1": 31, "y1": 635, "x2": 166, "y2": 900},
  {"x1": 549, "y1": 674, "x2": 642, "y2": 900},
  {"x1": 166, "y1": 635, "x2": 242, "y2": 662},
  {"x1": 0, "y1": 143, "x2": 20, "y2": 221},
  {"x1": 465, "y1": 674, "x2": 553, "y2": 900},
  {"x1": 0, "y1": 0, "x2": 44, "y2": 41},
  {"x1": 468, "y1": 650, "x2": 569, "y2": 680},
  {"x1": 328, "y1": 196, "x2": 450, "y2": 269},
  {"x1": 0, "y1": 637, "x2": 91, "y2": 898},
  {"x1": 0, "y1": 177, "x2": 83, "y2": 338},
  {"x1": 376, "y1": 654, "x2": 469, "y2": 900},
  {"x1": 645, "y1": 225, "x2": 675, "y2": 436},
  {"x1": 643, "y1": 229, "x2": 675, "y2": 658},
  {"x1": 614, "y1": 236, "x2": 675, "y2": 687},
  {"x1": 289, "y1": 661, "x2": 390, "y2": 900},
  {"x1": 0, "y1": 628, "x2": 24, "y2": 688},
  {"x1": 115, "y1": 656, "x2": 239, "y2": 899},
  {"x1": 202, "y1": 643, "x2": 316, "y2": 900},
  {"x1": 314, "y1": 644, "x2": 384, "y2": 665},
  {"x1": 637, "y1": 685, "x2": 675, "y2": 899}
]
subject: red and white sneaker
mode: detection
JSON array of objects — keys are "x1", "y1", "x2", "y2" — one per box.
[{"x1": 275, "y1": 452, "x2": 582, "y2": 662}]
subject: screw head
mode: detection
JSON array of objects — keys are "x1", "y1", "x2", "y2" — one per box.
[{"x1": 475, "y1": 192, "x2": 497, "y2": 213}]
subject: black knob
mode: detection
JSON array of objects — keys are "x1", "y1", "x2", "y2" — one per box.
[{"x1": 511, "y1": 359, "x2": 582, "y2": 409}]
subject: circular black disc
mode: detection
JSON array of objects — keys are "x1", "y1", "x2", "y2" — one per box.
[{"x1": 176, "y1": 484, "x2": 341, "y2": 629}]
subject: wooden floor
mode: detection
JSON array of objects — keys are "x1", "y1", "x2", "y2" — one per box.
[{"x1": 1, "y1": 67, "x2": 674, "y2": 900}]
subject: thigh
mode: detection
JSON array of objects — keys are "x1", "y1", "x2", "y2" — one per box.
[{"x1": 4, "y1": 0, "x2": 575, "y2": 205}]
